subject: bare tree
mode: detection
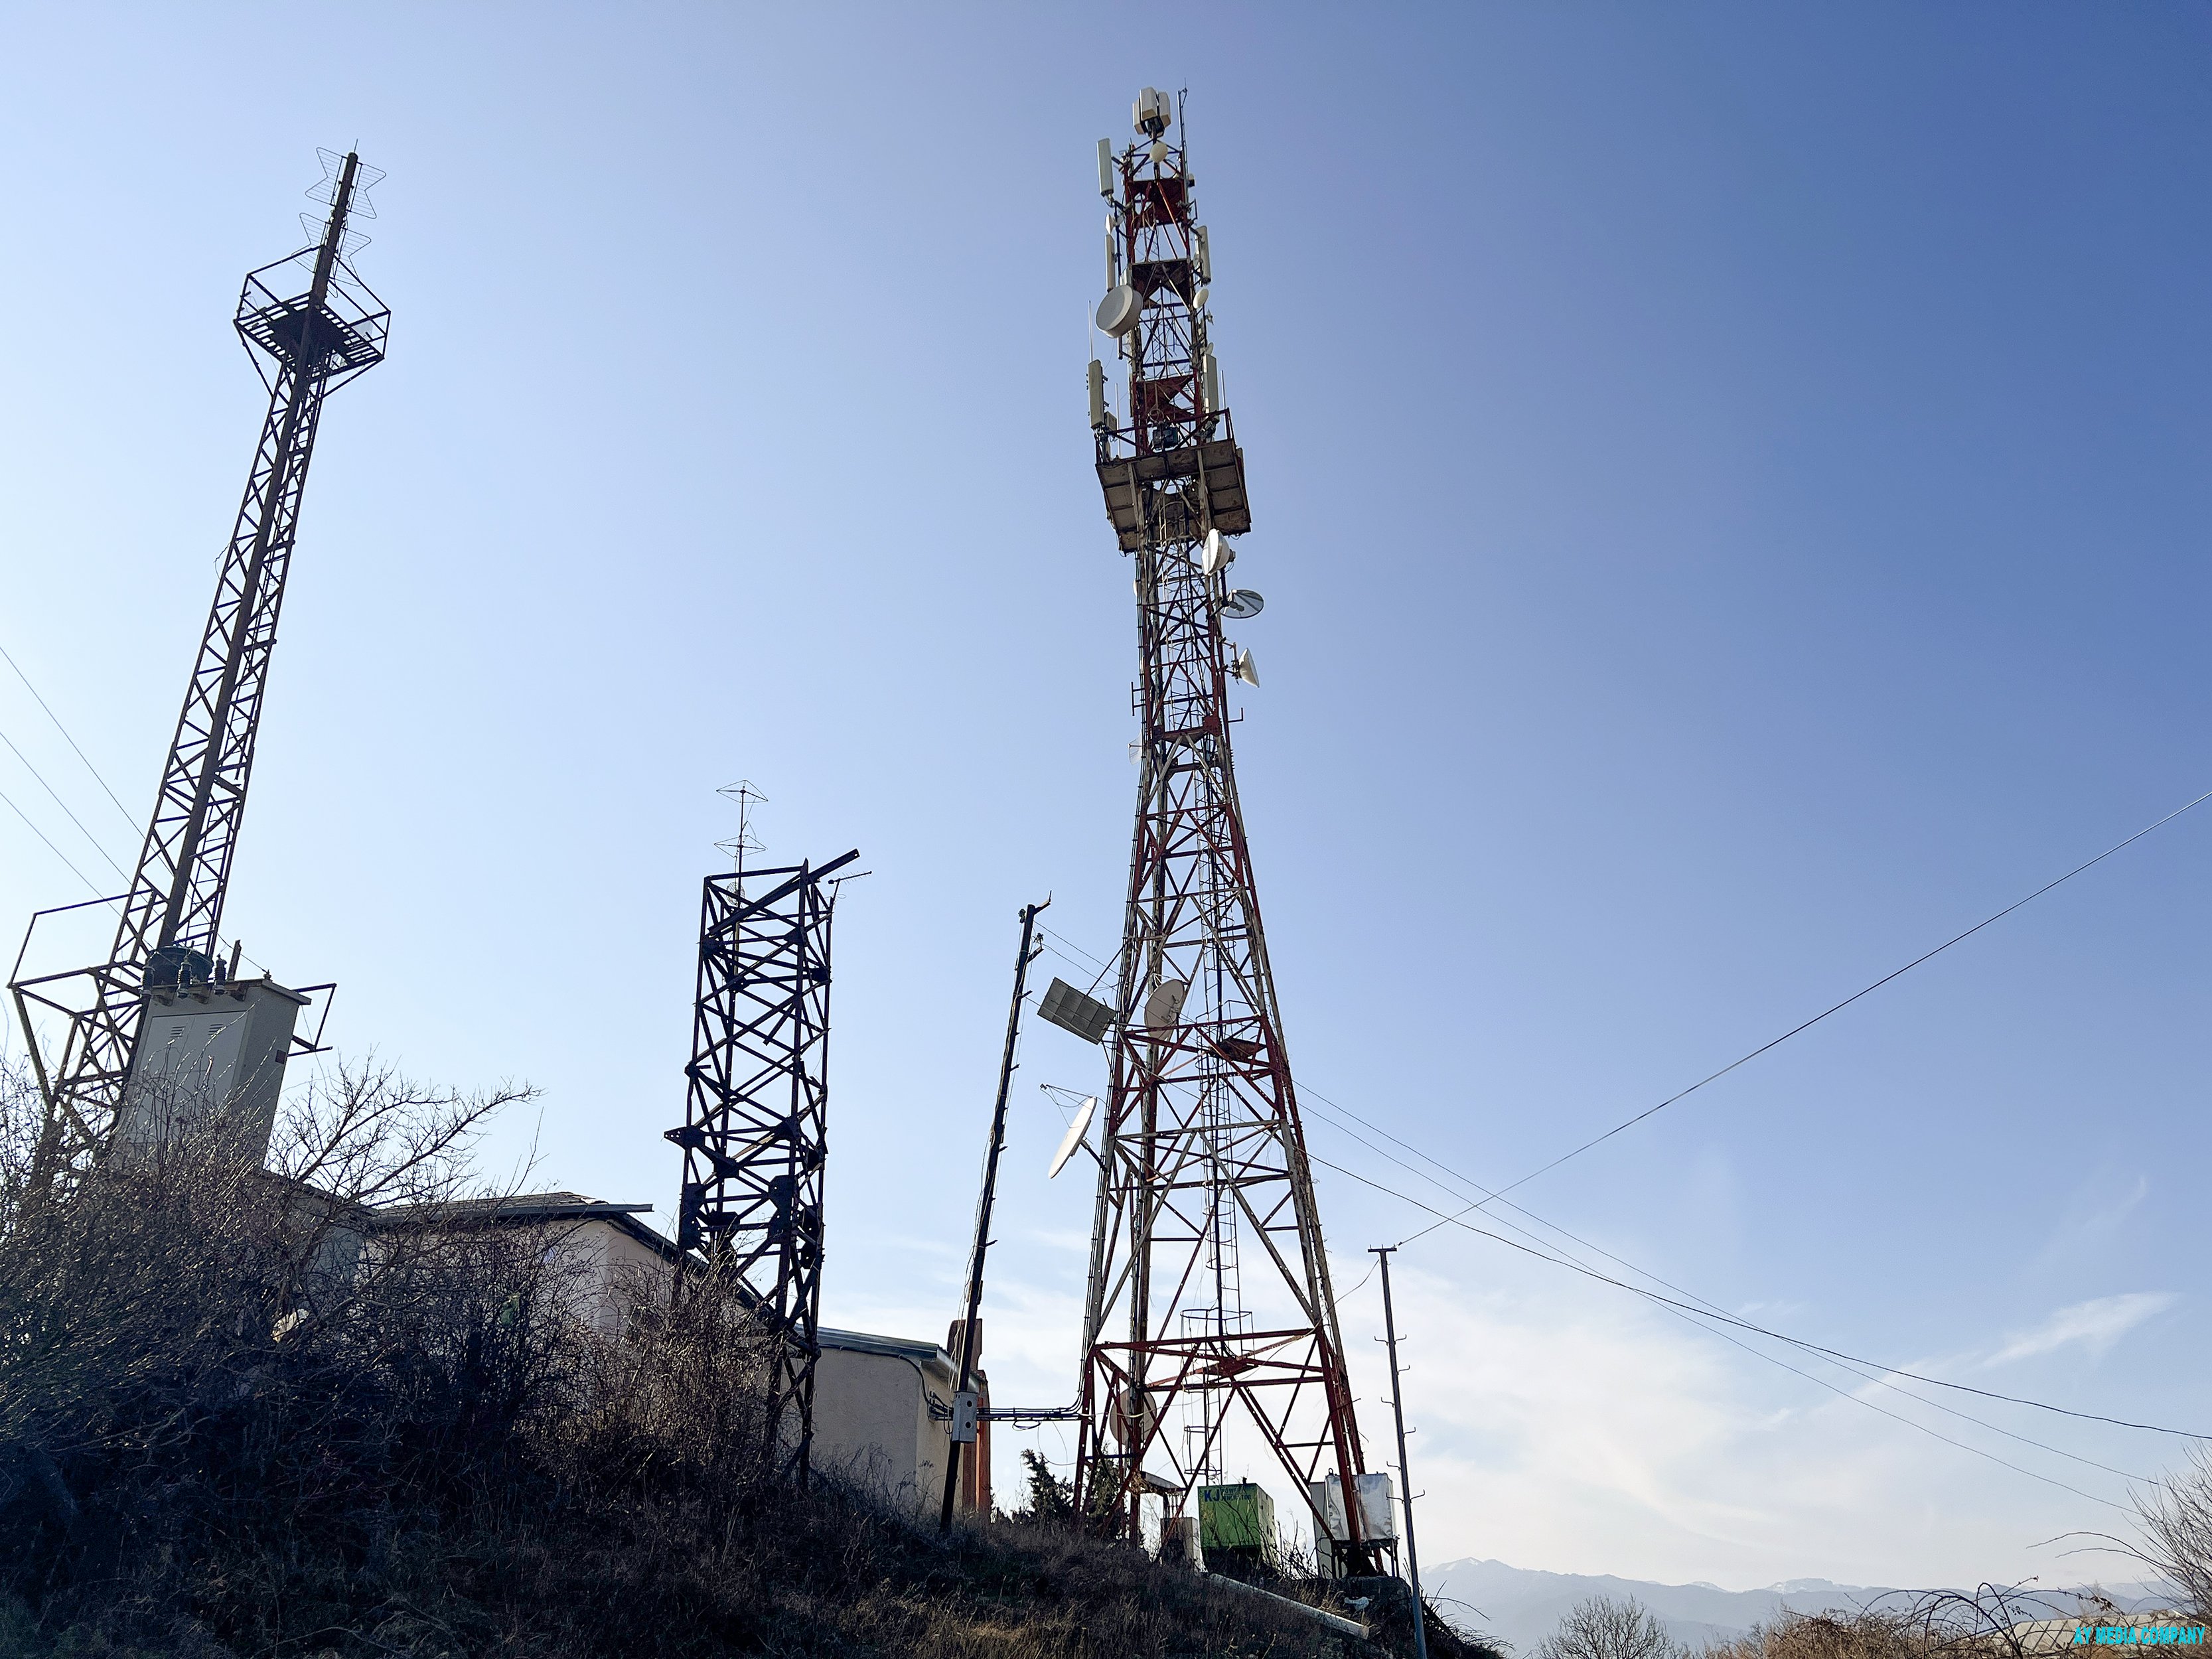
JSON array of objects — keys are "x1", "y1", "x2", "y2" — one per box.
[
  {"x1": 2135, "y1": 1449, "x2": 2212, "y2": 1622},
  {"x1": 1536, "y1": 1597, "x2": 1690, "y2": 1659}
]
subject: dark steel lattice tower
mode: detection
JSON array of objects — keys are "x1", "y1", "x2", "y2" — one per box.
[
  {"x1": 12, "y1": 152, "x2": 387, "y2": 1189},
  {"x1": 666, "y1": 804, "x2": 858, "y2": 1484},
  {"x1": 1072, "y1": 90, "x2": 1376, "y2": 1569}
]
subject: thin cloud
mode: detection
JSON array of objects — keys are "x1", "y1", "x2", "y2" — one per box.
[{"x1": 1982, "y1": 1293, "x2": 2177, "y2": 1368}]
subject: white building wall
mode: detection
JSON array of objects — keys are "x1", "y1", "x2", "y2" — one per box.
[
  {"x1": 811, "y1": 1330, "x2": 986, "y2": 1517},
  {"x1": 541, "y1": 1216, "x2": 673, "y2": 1335}
]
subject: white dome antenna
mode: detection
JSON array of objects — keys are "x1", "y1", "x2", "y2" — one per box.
[{"x1": 1096, "y1": 285, "x2": 1142, "y2": 337}]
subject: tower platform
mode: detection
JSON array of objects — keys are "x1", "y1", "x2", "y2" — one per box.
[{"x1": 1096, "y1": 418, "x2": 1252, "y2": 551}]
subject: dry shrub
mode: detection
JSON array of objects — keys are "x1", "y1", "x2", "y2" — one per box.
[
  {"x1": 1704, "y1": 1588, "x2": 2102, "y2": 1659},
  {"x1": 0, "y1": 1057, "x2": 1425, "y2": 1656},
  {"x1": 1706, "y1": 1611, "x2": 1935, "y2": 1659},
  {"x1": 0, "y1": 1056, "x2": 560, "y2": 1646}
]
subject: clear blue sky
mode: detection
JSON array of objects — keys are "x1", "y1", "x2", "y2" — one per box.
[{"x1": 4, "y1": 3, "x2": 2210, "y2": 1592}]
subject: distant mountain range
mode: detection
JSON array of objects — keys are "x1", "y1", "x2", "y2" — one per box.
[{"x1": 1420, "y1": 1557, "x2": 2173, "y2": 1655}]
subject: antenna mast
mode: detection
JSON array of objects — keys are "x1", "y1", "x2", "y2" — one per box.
[
  {"x1": 1072, "y1": 88, "x2": 1378, "y2": 1571},
  {"x1": 13, "y1": 151, "x2": 388, "y2": 1189}
]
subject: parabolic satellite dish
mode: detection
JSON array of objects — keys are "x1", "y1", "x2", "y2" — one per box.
[
  {"x1": 1108, "y1": 1388, "x2": 1158, "y2": 1445},
  {"x1": 1142, "y1": 978, "x2": 1189, "y2": 1031},
  {"x1": 1047, "y1": 1096, "x2": 1098, "y2": 1180},
  {"x1": 1201, "y1": 528, "x2": 1233, "y2": 575},
  {"x1": 1222, "y1": 588, "x2": 1264, "y2": 619}
]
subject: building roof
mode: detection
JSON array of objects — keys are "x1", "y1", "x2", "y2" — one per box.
[
  {"x1": 818, "y1": 1325, "x2": 952, "y2": 1365},
  {"x1": 457, "y1": 1190, "x2": 652, "y2": 1220},
  {"x1": 380, "y1": 1190, "x2": 682, "y2": 1262}
]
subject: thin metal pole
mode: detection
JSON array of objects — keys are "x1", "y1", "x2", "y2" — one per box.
[
  {"x1": 940, "y1": 897, "x2": 1049, "y2": 1533},
  {"x1": 1372, "y1": 1246, "x2": 1430, "y2": 1659}
]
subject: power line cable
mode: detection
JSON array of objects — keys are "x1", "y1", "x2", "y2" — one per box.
[
  {"x1": 1041, "y1": 924, "x2": 1117, "y2": 999},
  {"x1": 1295, "y1": 1090, "x2": 2156, "y2": 1484},
  {"x1": 1312, "y1": 1153, "x2": 2151, "y2": 1510},
  {"x1": 0, "y1": 642, "x2": 275, "y2": 981},
  {"x1": 0, "y1": 725, "x2": 129, "y2": 881},
  {"x1": 0, "y1": 640, "x2": 137, "y2": 830},
  {"x1": 1042, "y1": 926, "x2": 1108, "y2": 970},
  {"x1": 1485, "y1": 784, "x2": 2212, "y2": 1204},
  {"x1": 1606, "y1": 1250, "x2": 2138, "y2": 1513},
  {"x1": 0, "y1": 784, "x2": 102, "y2": 895},
  {"x1": 1039, "y1": 938, "x2": 1108, "y2": 993},
  {"x1": 1311, "y1": 1149, "x2": 2208, "y2": 1441}
]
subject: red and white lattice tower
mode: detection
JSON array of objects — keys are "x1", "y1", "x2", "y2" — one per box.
[{"x1": 1072, "y1": 87, "x2": 1377, "y2": 1571}]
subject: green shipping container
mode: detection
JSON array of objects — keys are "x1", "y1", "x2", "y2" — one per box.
[{"x1": 1199, "y1": 1482, "x2": 1278, "y2": 1558}]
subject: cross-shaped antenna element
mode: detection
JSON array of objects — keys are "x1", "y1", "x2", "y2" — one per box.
[{"x1": 714, "y1": 780, "x2": 768, "y2": 869}]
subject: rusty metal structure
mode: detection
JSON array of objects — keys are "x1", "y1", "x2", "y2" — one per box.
[
  {"x1": 1072, "y1": 88, "x2": 1376, "y2": 1569},
  {"x1": 666, "y1": 796, "x2": 858, "y2": 1485},
  {"x1": 11, "y1": 151, "x2": 384, "y2": 1190}
]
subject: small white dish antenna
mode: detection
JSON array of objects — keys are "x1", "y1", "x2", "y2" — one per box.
[
  {"x1": 1047, "y1": 1096, "x2": 1098, "y2": 1180},
  {"x1": 1096, "y1": 285, "x2": 1142, "y2": 337},
  {"x1": 1222, "y1": 589, "x2": 1264, "y2": 619},
  {"x1": 1233, "y1": 647, "x2": 1260, "y2": 687},
  {"x1": 1142, "y1": 978, "x2": 1189, "y2": 1031},
  {"x1": 1201, "y1": 529, "x2": 1233, "y2": 576},
  {"x1": 1109, "y1": 1388, "x2": 1159, "y2": 1444},
  {"x1": 1193, "y1": 285, "x2": 1209, "y2": 313},
  {"x1": 1148, "y1": 139, "x2": 1170, "y2": 167}
]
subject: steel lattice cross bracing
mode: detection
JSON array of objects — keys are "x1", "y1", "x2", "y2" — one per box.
[
  {"x1": 9, "y1": 152, "x2": 386, "y2": 1192},
  {"x1": 1074, "y1": 91, "x2": 1380, "y2": 1574},
  {"x1": 667, "y1": 848, "x2": 857, "y2": 1485}
]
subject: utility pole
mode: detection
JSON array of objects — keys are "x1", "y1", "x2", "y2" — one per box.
[
  {"x1": 940, "y1": 898, "x2": 1049, "y2": 1532},
  {"x1": 1372, "y1": 1246, "x2": 1429, "y2": 1659}
]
